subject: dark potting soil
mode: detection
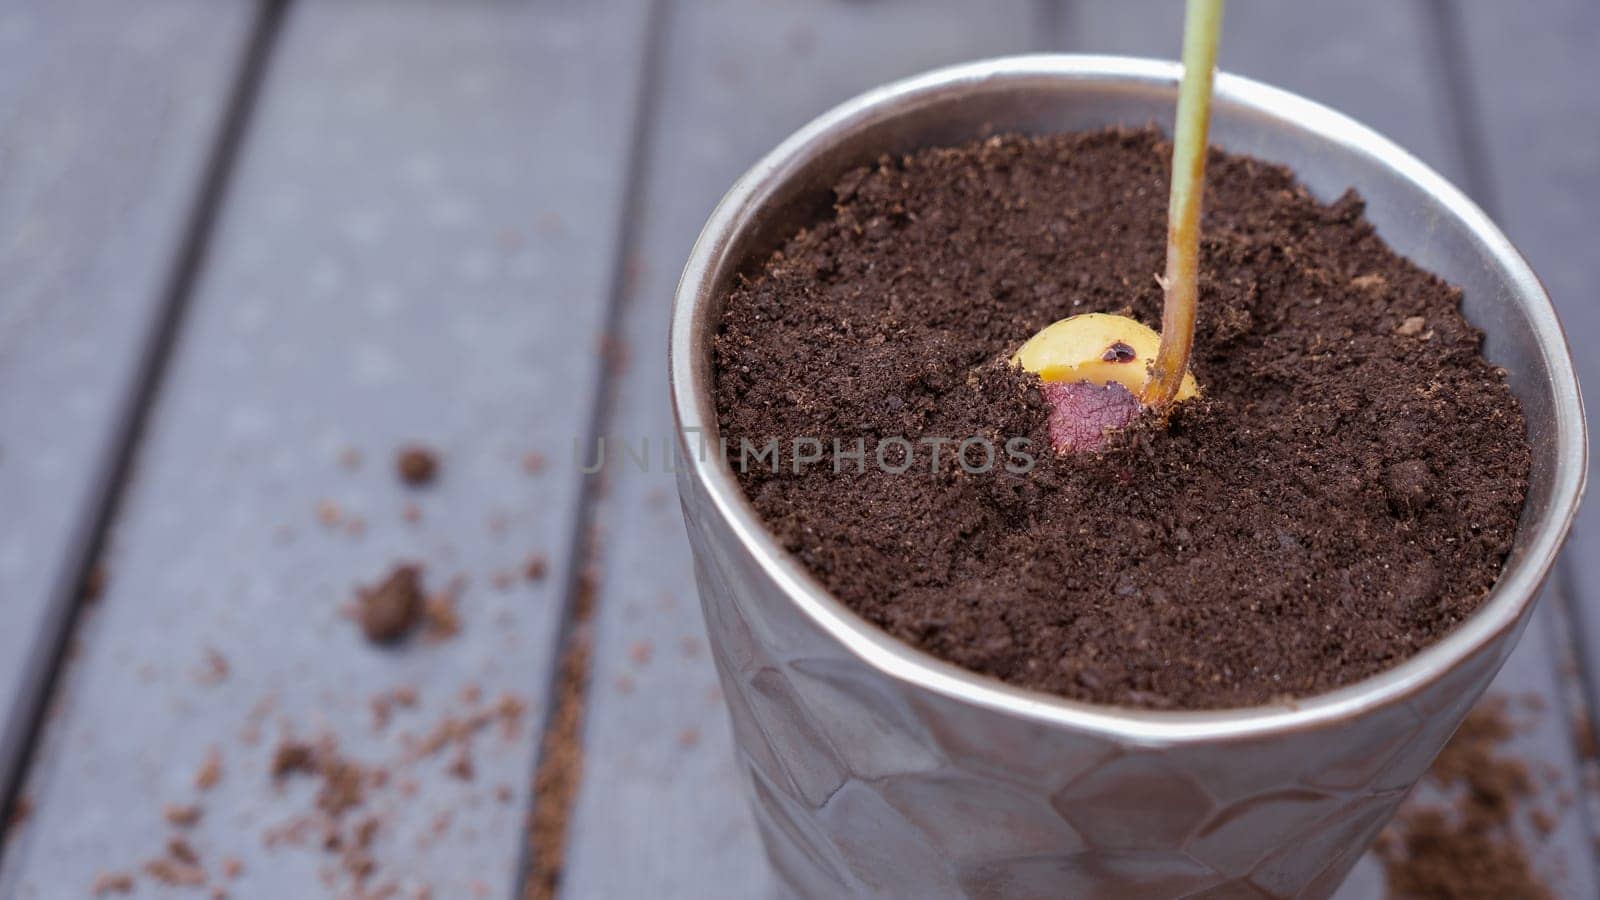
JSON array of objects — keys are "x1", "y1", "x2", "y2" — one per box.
[
  {"x1": 712, "y1": 127, "x2": 1530, "y2": 710},
  {"x1": 356, "y1": 564, "x2": 424, "y2": 644}
]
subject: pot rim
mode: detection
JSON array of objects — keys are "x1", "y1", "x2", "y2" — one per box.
[{"x1": 668, "y1": 54, "x2": 1588, "y2": 744}]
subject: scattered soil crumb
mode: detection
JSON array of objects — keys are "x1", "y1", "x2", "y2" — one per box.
[
  {"x1": 396, "y1": 445, "x2": 439, "y2": 486},
  {"x1": 315, "y1": 500, "x2": 343, "y2": 528},
  {"x1": 525, "y1": 554, "x2": 549, "y2": 582},
  {"x1": 404, "y1": 692, "x2": 526, "y2": 761},
  {"x1": 357, "y1": 564, "x2": 425, "y2": 644},
  {"x1": 522, "y1": 452, "x2": 546, "y2": 475},
  {"x1": 316, "y1": 756, "x2": 367, "y2": 818},
  {"x1": 491, "y1": 570, "x2": 515, "y2": 591},
  {"x1": 371, "y1": 685, "x2": 419, "y2": 731},
  {"x1": 1379, "y1": 697, "x2": 1554, "y2": 899},
  {"x1": 430, "y1": 810, "x2": 453, "y2": 837},
  {"x1": 448, "y1": 746, "x2": 475, "y2": 781},
  {"x1": 195, "y1": 746, "x2": 224, "y2": 791},
  {"x1": 270, "y1": 740, "x2": 319, "y2": 779},
  {"x1": 423, "y1": 591, "x2": 461, "y2": 640},
  {"x1": 164, "y1": 804, "x2": 202, "y2": 828},
  {"x1": 402, "y1": 501, "x2": 422, "y2": 524},
  {"x1": 91, "y1": 872, "x2": 135, "y2": 896},
  {"x1": 370, "y1": 697, "x2": 392, "y2": 731},
  {"x1": 627, "y1": 640, "x2": 653, "y2": 667},
  {"x1": 145, "y1": 838, "x2": 206, "y2": 887},
  {"x1": 338, "y1": 447, "x2": 363, "y2": 470},
  {"x1": 196, "y1": 647, "x2": 230, "y2": 685},
  {"x1": 265, "y1": 737, "x2": 387, "y2": 887}
]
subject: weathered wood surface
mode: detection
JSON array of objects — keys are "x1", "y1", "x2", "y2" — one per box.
[
  {"x1": 1, "y1": 0, "x2": 1596, "y2": 897},
  {"x1": 560, "y1": 3, "x2": 1044, "y2": 897},
  {"x1": 0, "y1": 0, "x2": 259, "y2": 799},
  {"x1": 0, "y1": 1, "x2": 652, "y2": 897},
  {"x1": 1063, "y1": 0, "x2": 1466, "y2": 179},
  {"x1": 1457, "y1": 0, "x2": 1600, "y2": 732}
]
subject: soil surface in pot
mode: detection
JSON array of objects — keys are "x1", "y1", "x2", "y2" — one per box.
[{"x1": 712, "y1": 127, "x2": 1530, "y2": 710}]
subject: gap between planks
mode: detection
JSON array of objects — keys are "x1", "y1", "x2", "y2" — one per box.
[
  {"x1": 516, "y1": 0, "x2": 673, "y2": 896},
  {"x1": 0, "y1": 0, "x2": 291, "y2": 840}
]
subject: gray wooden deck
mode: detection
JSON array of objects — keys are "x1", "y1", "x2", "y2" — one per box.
[{"x1": 0, "y1": 1, "x2": 1595, "y2": 897}]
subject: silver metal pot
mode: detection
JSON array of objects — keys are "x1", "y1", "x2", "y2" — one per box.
[{"x1": 669, "y1": 56, "x2": 1587, "y2": 899}]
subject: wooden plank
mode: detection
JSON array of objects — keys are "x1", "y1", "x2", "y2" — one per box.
[
  {"x1": 1065, "y1": 2, "x2": 1600, "y2": 895},
  {"x1": 559, "y1": 1, "x2": 1042, "y2": 896},
  {"x1": 1456, "y1": 0, "x2": 1600, "y2": 739},
  {"x1": 0, "y1": 1, "x2": 653, "y2": 897},
  {"x1": 0, "y1": 0, "x2": 258, "y2": 798},
  {"x1": 1061, "y1": 0, "x2": 1469, "y2": 183}
]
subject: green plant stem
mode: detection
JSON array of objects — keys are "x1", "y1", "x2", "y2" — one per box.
[{"x1": 1144, "y1": 0, "x2": 1223, "y2": 408}]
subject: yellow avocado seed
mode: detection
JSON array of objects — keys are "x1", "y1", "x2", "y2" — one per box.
[{"x1": 1011, "y1": 313, "x2": 1198, "y2": 403}]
